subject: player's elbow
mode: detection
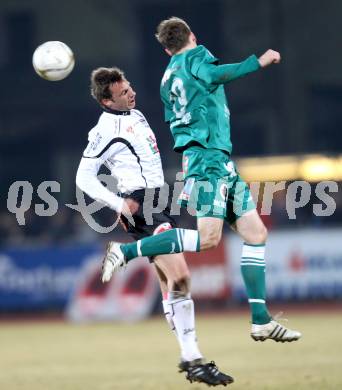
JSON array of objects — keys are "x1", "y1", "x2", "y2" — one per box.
[
  {"x1": 208, "y1": 69, "x2": 231, "y2": 85},
  {"x1": 202, "y1": 71, "x2": 223, "y2": 85}
]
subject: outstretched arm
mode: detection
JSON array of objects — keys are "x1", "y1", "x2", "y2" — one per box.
[{"x1": 196, "y1": 49, "x2": 281, "y2": 85}]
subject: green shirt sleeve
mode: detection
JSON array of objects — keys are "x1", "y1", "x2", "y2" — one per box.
[{"x1": 195, "y1": 55, "x2": 260, "y2": 85}]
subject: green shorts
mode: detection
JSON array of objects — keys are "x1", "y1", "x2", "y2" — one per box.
[{"x1": 177, "y1": 146, "x2": 256, "y2": 224}]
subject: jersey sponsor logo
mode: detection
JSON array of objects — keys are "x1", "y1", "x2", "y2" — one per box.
[
  {"x1": 85, "y1": 133, "x2": 102, "y2": 154},
  {"x1": 146, "y1": 135, "x2": 159, "y2": 154}
]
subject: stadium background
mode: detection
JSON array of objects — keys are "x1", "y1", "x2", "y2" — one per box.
[{"x1": 0, "y1": 1, "x2": 341, "y2": 389}]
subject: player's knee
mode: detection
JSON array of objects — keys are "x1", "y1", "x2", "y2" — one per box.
[
  {"x1": 259, "y1": 224, "x2": 268, "y2": 242},
  {"x1": 248, "y1": 224, "x2": 268, "y2": 244},
  {"x1": 200, "y1": 230, "x2": 222, "y2": 250},
  {"x1": 171, "y1": 275, "x2": 191, "y2": 296},
  {"x1": 173, "y1": 274, "x2": 190, "y2": 292}
]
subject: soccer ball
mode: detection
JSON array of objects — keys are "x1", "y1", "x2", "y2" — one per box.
[{"x1": 32, "y1": 41, "x2": 75, "y2": 81}]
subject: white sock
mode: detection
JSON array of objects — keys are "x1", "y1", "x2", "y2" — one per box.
[
  {"x1": 162, "y1": 299, "x2": 177, "y2": 335},
  {"x1": 168, "y1": 294, "x2": 203, "y2": 362}
]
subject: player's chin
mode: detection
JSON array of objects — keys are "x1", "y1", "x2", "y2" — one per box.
[{"x1": 128, "y1": 100, "x2": 136, "y2": 109}]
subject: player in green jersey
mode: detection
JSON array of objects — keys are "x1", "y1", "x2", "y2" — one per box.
[{"x1": 102, "y1": 17, "x2": 301, "y2": 351}]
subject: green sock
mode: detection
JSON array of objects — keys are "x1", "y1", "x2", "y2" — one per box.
[
  {"x1": 240, "y1": 243, "x2": 272, "y2": 325},
  {"x1": 121, "y1": 228, "x2": 200, "y2": 261}
]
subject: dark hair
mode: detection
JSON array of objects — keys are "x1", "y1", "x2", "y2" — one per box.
[
  {"x1": 90, "y1": 67, "x2": 125, "y2": 104},
  {"x1": 155, "y1": 17, "x2": 191, "y2": 54}
]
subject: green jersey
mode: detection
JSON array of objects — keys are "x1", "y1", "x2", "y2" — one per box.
[{"x1": 160, "y1": 45, "x2": 260, "y2": 154}]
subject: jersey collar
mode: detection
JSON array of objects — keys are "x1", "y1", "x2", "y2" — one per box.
[{"x1": 103, "y1": 107, "x2": 131, "y2": 116}]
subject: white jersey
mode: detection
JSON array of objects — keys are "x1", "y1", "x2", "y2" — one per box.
[{"x1": 76, "y1": 109, "x2": 164, "y2": 212}]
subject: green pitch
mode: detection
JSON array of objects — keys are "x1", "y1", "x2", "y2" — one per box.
[{"x1": 0, "y1": 312, "x2": 341, "y2": 389}]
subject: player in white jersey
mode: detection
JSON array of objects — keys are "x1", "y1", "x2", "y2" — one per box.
[{"x1": 76, "y1": 67, "x2": 232, "y2": 386}]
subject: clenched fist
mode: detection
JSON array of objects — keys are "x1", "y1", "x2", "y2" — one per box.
[{"x1": 258, "y1": 49, "x2": 281, "y2": 68}]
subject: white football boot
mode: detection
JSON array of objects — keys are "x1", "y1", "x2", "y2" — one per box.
[
  {"x1": 251, "y1": 318, "x2": 302, "y2": 342},
  {"x1": 101, "y1": 242, "x2": 126, "y2": 282}
]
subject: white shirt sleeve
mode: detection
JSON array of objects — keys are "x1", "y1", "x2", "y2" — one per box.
[
  {"x1": 76, "y1": 156, "x2": 124, "y2": 213},
  {"x1": 76, "y1": 115, "x2": 128, "y2": 212}
]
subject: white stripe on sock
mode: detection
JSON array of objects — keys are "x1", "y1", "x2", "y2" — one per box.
[
  {"x1": 182, "y1": 230, "x2": 199, "y2": 252},
  {"x1": 244, "y1": 243, "x2": 265, "y2": 248},
  {"x1": 242, "y1": 249, "x2": 265, "y2": 260},
  {"x1": 137, "y1": 240, "x2": 142, "y2": 257},
  {"x1": 180, "y1": 229, "x2": 185, "y2": 251},
  {"x1": 242, "y1": 244, "x2": 265, "y2": 260},
  {"x1": 241, "y1": 262, "x2": 265, "y2": 267},
  {"x1": 242, "y1": 258, "x2": 265, "y2": 263},
  {"x1": 176, "y1": 229, "x2": 183, "y2": 252},
  {"x1": 180, "y1": 228, "x2": 184, "y2": 241},
  {"x1": 248, "y1": 299, "x2": 266, "y2": 303}
]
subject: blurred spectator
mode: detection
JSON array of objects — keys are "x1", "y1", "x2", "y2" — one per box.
[
  {"x1": 71, "y1": 212, "x2": 99, "y2": 244},
  {"x1": 270, "y1": 189, "x2": 291, "y2": 227},
  {"x1": 20, "y1": 208, "x2": 50, "y2": 245},
  {"x1": 48, "y1": 207, "x2": 74, "y2": 243},
  {"x1": 0, "y1": 210, "x2": 25, "y2": 247}
]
